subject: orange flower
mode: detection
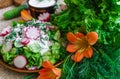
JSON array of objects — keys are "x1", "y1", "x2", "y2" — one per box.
[
  {"x1": 21, "y1": 10, "x2": 33, "y2": 21},
  {"x1": 66, "y1": 32, "x2": 98, "y2": 62},
  {"x1": 37, "y1": 61, "x2": 61, "y2": 79}
]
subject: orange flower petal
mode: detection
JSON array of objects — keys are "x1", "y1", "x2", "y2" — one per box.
[
  {"x1": 38, "y1": 61, "x2": 61, "y2": 79},
  {"x1": 84, "y1": 47, "x2": 93, "y2": 58},
  {"x1": 67, "y1": 32, "x2": 79, "y2": 43},
  {"x1": 38, "y1": 68, "x2": 56, "y2": 79},
  {"x1": 75, "y1": 32, "x2": 84, "y2": 38},
  {"x1": 66, "y1": 44, "x2": 79, "y2": 53},
  {"x1": 52, "y1": 68, "x2": 61, "y2": 79},
  {"x1": 86, "y1": 32, "x2": 98, "y2": 45},
  {"x1": 42, "y1": 61, "x2": 55, "y2": 69},
  {"x1": 38, "y1": 69, "x2": 46, "y2": 75},
  {"x1": 37, "y1": 75, "x2": 41, "y2": 79},
  {"x1": 73, "y1": 51, "x2": 84, "y2": 62},
  {"x1": 21, "y1": 10, "x2": 33, "y2": 21}
]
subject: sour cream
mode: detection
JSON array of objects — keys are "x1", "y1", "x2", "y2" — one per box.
[{"x1": 29, "y1": 0, "x2": 56, "y2": 8}]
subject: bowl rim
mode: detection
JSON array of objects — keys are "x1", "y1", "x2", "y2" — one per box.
[
  {"x1": 0, "y1": 59, "x2": 39, "y2": 73},
  {"x1": 0, "y1": 59, "x2": 63, "y2": 73},
  {"x1": 27, "y1": 0, "x2": 57, "y2": 9}
]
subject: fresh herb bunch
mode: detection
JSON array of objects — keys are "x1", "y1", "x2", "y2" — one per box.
[{"x1": 51, "y1": 0, "x2": 120, "y2": 79}]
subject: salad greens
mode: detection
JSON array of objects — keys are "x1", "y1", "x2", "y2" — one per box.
[
  {"x1": 0, "y1": 19, "x2": 65, "y2": 69},
  {"x1": 51, "y1": 0, "x2": 120, "y2": 79}
]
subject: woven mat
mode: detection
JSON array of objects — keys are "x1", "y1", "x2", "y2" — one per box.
[{"x1": 0, "y1": 5, "x2": 37, "y2": 79}]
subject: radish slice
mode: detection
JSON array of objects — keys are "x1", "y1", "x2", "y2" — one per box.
[
  {"x1": 2, "y1": 41, "x2": 12, "y2": 53},
  {"x1": 0, "y1": 26, "x2": 12, "y2": 37},
  {"x1": 59, "y1": 4, "x2": 67, "y2": 10},
  {"x1": 55, "y1": 8, "x2": 62, "y2": 14},
  {"x1": 13, "y1": 55, "x2": 27, "y2": 69},
  {"x1": 25, "y1": 26, "x2": 40, "y2": 40},
  {"x1": 27, "y1": 66, "x2": 37, "y2": 70},
  {"x1": 21, "y1": 38, "x2": 30, "y2": 45},
  {"x1": 0, "y1": 37, "x2": 3, "y2": 45},
  {"x1": 45, "y1": 26, "x2": 56, "y2": 31},
  {"x1": 49, "y1": 26, "x2": 56, "y2": 30},
  {"x1": 38, "y1": 12, "x2": 50, "y2": 22},
  {"x1": 55, "y1": 4, "x2": 67, "y2": 14}
]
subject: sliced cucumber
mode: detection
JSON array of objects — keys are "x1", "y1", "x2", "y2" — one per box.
[
  {"x1": 2, "y1": 41, "x2": 12, "y2": 53},
  {"x1": 27, "y1": 41, "x2": 40, "y2": 53},
  {"x1": 14, "y1": 38, "x2": 23, "y2": 47}
]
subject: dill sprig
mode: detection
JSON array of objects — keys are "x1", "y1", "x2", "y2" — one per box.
[{"x1": 60, "y1": 48, "x2": 120, "y2": 79}]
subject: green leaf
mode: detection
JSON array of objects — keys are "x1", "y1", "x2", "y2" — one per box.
[
  {"x1": 23, "y1": 74, "x2": 36, "y2": 79},
  {"x1": 12, "y1": 21, "x2": 18, "y2": 27},
  {"x1": 113, "y1": 33, "x2": 120, "y2": 48},
  {"x1": 54, "y1": 30, "x2": 61, "y2": 41},
  {"x1": 10, "y1": 48, "x2": 17, "y2": 54},
  {"x1": 70, "y1": 0, "x2": 80, "y2": 5},
  {"x1": 51, "y1": 42, "x2": 60, "y2": 50}
]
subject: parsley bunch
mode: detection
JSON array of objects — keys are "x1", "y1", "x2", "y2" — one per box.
[{"x1": 51, "y1": 0, "x2": 120, "y2": 79}]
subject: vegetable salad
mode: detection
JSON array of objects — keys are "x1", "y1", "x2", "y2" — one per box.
[{"x1": 0, "y1": 19, "x2": 64, "y2": 70}]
